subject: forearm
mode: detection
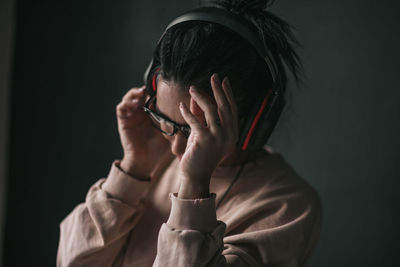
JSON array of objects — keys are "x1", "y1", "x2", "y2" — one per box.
[{"x1": 119, "y1": 158, "x2": 152, "y2": 181}]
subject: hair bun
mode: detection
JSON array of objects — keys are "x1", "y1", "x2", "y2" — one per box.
[{"x1": 211, "y1": 0, "x2": 273, "y2": 16}]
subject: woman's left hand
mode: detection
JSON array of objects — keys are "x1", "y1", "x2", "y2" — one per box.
[{"x1": 177, "y1": 73, "x2": 239, "y2": 199}]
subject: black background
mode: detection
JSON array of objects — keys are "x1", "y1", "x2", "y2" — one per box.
[{"x1": 4, "y1": 0, "x2": 400, "y2": 266}]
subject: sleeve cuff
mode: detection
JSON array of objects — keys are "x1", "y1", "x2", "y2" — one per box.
[
  {"x1": 166, "y1": 193, "x2": 217, "y2": 232},
  {"x1": 101, "y1": 159, "x2": 152, "y2": 207}
]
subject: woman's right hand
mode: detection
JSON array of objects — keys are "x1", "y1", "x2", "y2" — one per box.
[{"x1": 116, "y1": 85, "x2": 170, "y2": 180}]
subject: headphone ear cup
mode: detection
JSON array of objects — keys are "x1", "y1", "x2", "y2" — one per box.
[
  {"x1": 143, "y1": 59, "x2": 153, "y2": 86},
  {"x1": 238, "y1": 92, "x2": 285, "y2": 151},
  {"x1": 238, "y1": 98, "x2": 263, "y2": 150},
  {"x1": 151, "y1": 72, "x2": 158, "y2": 92},
  {"x1": 253, "y1": 93, "x2": 285, "y2": 150},
  {"x1": 143, "y1": 59, "x2": 160, "y2": 94}
]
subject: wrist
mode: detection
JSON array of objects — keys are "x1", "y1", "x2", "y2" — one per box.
[
  {"x1": 119, "y1": 158, "x2": 151, "y2": 181},
  {"x1": 178, "y1": 178, "x2": 210, "y2": 199}
]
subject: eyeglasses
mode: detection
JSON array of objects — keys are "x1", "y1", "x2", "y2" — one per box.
[{"x1": 143, "y1": 95, "x2": 191, "y2": 138}]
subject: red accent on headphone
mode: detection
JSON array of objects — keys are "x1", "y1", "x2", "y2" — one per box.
[
  {"x1": 152, "y1": 68, "x2": 161, "y2": 92},
  {"x1": 152, "y1": 74, "x2": 157, "y2": 92},
  {"x1": 241, "y1": 89, "x2": 273, "y2": 151}
]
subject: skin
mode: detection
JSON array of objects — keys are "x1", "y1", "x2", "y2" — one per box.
[{"x1": 117, "y1": 73, "x2": 262, "y2": 199}]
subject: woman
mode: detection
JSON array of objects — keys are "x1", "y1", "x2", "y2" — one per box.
[{"x1": 57, "y1": 0, "x2": 322, "y2": 266}]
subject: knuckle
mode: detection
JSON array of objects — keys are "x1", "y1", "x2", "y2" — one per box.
[
  {"x1": 219, "y1": 103, "x2": 227, "y2": 112},
  {"x1": 125, "y1": 99, "x2": 137, "y2": 107}
]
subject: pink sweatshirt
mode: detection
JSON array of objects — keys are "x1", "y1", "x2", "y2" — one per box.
[{"x1": 57, "y1": 148, "x2": 322, "y2": 266}]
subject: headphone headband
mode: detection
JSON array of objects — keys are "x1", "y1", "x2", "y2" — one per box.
[{"x1": 164, "y1": 7, "x2": 278, "y2": 83}]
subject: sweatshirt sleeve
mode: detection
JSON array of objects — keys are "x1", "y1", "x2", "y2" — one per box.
[
  {"x1": 57, "y1": 159, "x2": 152, "y2": 267},
  {"x1": 153, "y1": 193, "x2": 228, "y2": 267},
  {"x1": 153, "y1": 181, "x2": 322, "y2": 267}
]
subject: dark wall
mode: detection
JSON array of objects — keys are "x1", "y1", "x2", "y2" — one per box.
[
  {"x1": 0, "y1": 0, "x2": 15, "y2": 265},
  {"x1": 4, "y1": 0, "x2": 400, "y2": 266},
  {"x1": 268, "y1": 1, "x2": 400, "y2": 266}
]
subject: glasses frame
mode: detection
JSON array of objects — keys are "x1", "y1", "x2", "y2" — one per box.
[{"x1": 143, "y1": 94, "x2": 191, "y2": 138}]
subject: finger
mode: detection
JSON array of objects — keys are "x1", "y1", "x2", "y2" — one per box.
[
  {"x1": 210, "y1": 73, "x2": 231, "y2": 125},
  {"x1": 178, "y1": 102, "x2": 203, "y2": 132},
  {"x1": 122, "y1": 85, "x2": 146, "y2": 102},
  {"x1": 222, "y1": 77, "x2": 239, "y2": 137},
  {"x1": 118, "y1": 97, "x2": 142, "y2": 114},
  {"x1": 116, "y1": 97, "x2": 145, "y2": 120},
  {"x1": 189, "y1": 86, "x2": 219, "y2": 129},
  {"x1": 116, "y1": 102, "x2": 132, "y2": 120},
  {"x1": 222, "y1": 77, "x2": 237, "y2": 119},
  {"x1": 190, "y1": 97, "x2": 207, "y2": 127}
]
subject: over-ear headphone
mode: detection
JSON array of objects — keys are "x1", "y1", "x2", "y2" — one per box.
[{"x1": 143, "y1": 6, "x2": 286, "y2": 151}]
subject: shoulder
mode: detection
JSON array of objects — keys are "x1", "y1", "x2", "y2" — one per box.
[
  {"x1": 228, "y1": 148, "x2": 320, "y2": 205},
  {"x1": 218, "y1": 148, "x2": 322, "y2": 237},
  {"x1": 219, "y1": 149, "x2": 322, "y2": 266}
]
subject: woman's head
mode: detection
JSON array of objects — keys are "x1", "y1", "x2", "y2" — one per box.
[{"x1": 146, "y1": 0, "x2": 302, "y2": 153}]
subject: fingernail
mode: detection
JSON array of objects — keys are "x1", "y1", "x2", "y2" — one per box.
[
  {"x1": 179, "y1": 102, "x2": 184, "y2": 109},
  {"x1": 189, "y1": 86, "x2": 197, "y2": 92},
  {"x1": 139, "y1": 86, "x2": 146, "y2": 91}
]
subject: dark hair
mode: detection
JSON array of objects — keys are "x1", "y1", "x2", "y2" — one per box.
[{"x1": 147, "y1": 0, "x2": 302, "y2": 134}]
